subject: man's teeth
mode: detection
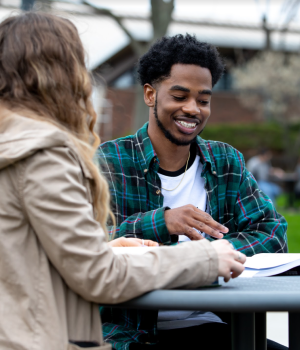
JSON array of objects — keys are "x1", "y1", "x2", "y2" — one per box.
[{"x1": 177, "y1": 121, "x2": 197, "y2": 128}]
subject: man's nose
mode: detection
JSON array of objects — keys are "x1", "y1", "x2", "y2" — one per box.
[{"x1": 182, "y1": 99, "x2": 200, "y2": 115}]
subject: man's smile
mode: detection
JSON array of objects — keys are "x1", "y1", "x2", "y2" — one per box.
[{"x1": 174, "y1": 117, "x2": 200, "y2": 135}]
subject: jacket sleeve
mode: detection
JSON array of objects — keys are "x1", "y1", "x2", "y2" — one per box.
[
  {"x1": 107, "y1": 207, "x2": 174, "y2": 244},
  {"x1": 223, "y1": 168, "x2": 288, "y2": 256},
  {"x1": 21, "y1": 147, "x2": 218, "y2": 304}
]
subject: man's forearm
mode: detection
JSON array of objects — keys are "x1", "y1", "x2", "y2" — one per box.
[
  {"x1": 107, "y1": 207, "x2": 173, "y2": 244},
  {"x1": 219, "y1": 218, "x2": 288, "y2": 256},
  {"x1": 220, "y1": 172, "x2": 288, "y2": 256}
]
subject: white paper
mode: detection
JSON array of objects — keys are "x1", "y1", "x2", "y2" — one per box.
[
  {"x1": 239, "y1": 270, "x2": 259, "y2": 278},
  {"x1": 239, "y1": 253, "x2": 300, "y2": 278},
  {"x1": 254, "y1": 260, "x2": 300, "y2": 277},
  {"x1": 244, "y1": 253, "x2": 300, "y2": 269}
]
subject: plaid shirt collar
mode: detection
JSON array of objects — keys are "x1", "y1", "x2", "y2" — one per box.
[{"x1": 134, "y1": 122, "x2": 217, "y2": 175}]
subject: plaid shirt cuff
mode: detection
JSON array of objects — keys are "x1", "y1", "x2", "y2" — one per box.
[{"x1": 141, "y1": 207, "x2": 172, "y2": 244}]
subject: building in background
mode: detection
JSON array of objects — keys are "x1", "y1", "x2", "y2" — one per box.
[{"x1": 3, "y1": 0, "x2": 300, "y2": 142}]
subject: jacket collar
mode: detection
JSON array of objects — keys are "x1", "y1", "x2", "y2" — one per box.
[{"x1": 134, "y1": 123, "x2": 216, "y2": 175}]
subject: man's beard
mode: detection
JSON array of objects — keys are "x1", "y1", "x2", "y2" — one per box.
[{"x1": 153, "y1": 94, "x2": 202, "y2": 146}]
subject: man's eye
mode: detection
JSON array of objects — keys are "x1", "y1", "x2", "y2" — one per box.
[
  {"x1": 172, "y1": 96, "x2": 185, "y2": 101},
  {"x1": 199, "y1": 100, "x2": 209, "y2": 105}
]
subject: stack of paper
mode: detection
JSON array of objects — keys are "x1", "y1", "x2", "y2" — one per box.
[{"x1": 240, "y1": 254, "x2": 300, "y2": 278}]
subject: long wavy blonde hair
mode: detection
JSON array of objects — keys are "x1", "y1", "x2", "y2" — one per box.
[{"x1": 0, "y1": 12, "x2": 114, "y2": 236}]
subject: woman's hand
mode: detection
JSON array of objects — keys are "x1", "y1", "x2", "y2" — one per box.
[
  {"x1": 108, "y1": 237, "x2": 159, "y2": 248},
  {"x1": 211, "y1": 240, "x2": 246, "y2": 282}
]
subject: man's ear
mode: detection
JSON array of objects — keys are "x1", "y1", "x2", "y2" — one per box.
[{"x1": 144, "y1": 84, "x2": 156, "y2": 107}]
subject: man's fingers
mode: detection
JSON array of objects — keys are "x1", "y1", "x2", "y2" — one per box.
[
  {"x1": 193, "y1": 210, "x2": 229, "y2": 234},
  {"x1": 189, "y1": 219, "x2": 223, "y2": 239},
  {"x1": 184, "y1": 227, "x2": 203, "y2": 241},
  {"x1": 165, "y1": 205, "x2": 228, "y2": 238}
]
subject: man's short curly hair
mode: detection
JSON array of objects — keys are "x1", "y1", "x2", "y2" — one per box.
[{"x1": 137, "y1": 34, "x2": 224, "y2": 87}]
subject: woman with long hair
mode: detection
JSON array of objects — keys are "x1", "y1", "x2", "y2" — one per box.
[{"x1": 0, "y1": 12, "x2": 245, "y2": 350}]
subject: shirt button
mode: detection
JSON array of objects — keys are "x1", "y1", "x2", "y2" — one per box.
[
  {"x1": 156, "y1": 189, "x2": 161, "y2": 195},
  {"x1": 144, "y1": 169, "x2": 148, "y2": 173},
  {"x1": 212, "y1": 171, "x2": 217, "y2": 175}
]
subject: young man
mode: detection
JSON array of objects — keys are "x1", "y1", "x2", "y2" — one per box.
[{"x1": 97, "y1": 35, "x2": 287, "y2": 350}]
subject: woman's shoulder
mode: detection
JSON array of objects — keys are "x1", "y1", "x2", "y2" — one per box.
[{"x1": 0, "y1": 107, "x2": 73, "y2": 171}]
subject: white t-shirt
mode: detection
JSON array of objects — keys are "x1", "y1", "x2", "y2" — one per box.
[
  {"x1": 157, "y1": 154, "x2": 222, "y2": 330},
  {"x1": 159, "y1": 154, "x2": 207, "y2": 241}
]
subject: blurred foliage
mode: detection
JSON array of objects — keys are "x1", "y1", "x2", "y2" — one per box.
[
  {"x1": 233, "y1": 52, "x2": 300, "y2": 121},
  {"x1": 232, "y1": 51, "x2": 300, "y2": 161},
  {"x1": 201, "y1": 122, "x2": 300, "y2": 155}
]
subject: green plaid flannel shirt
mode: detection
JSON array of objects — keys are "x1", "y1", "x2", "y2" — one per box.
[{"x1": 96, "y1": 123, "x2": 287, "y2": 350}]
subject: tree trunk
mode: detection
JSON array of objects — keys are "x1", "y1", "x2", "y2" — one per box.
[
  {"x1": 21, "y1": 0, "x2": 51, "y2": 11},
  {"x1": 21, "y1": 0, "x2": 35, "y2": 10},
  {"x1": 151, "y1": 0, "x2": 174, "y2": 43},
  {"x1": 133, "y1": 0, "x2": 174, "y2": 131}
]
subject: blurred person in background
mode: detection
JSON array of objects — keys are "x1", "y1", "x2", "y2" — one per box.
[
  {"x1": 97, "y1": 34, "x2": 288, "y2": 350},
  {"x1": 247, "y1": 148, "x2": 284, "y2": 203},
  {"x1": 295, "y1": 157, "x2": 300, "y2": 199},
  {"x1": 0, "y1": 13, "x2": 246, "y2": 350}
]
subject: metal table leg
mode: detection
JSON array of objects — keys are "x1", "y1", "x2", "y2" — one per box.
[
  {"x1": 255, "y1": 312, "x2": 267, "y2": 350},
  {"x1": 289, "y1": 312, "x2": 300, "y2": 350},
  {"x1": 231, "y1": 312, "x2": 255, "y2": 350}
]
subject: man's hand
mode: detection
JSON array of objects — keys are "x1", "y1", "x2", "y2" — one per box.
[
  {"x1": 211, "y1": 240, "x2": 246, "y2": 282},
  {"x1": 108, "y1": 237, "x2": 159, "y2": 248},
  {"x1": 164, "y1": 205, "x2": 229, "y2": 240}
]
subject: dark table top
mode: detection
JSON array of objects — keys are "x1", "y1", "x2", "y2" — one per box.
[{"x1": 104, "y1": 277, "x2": 300, "y2": 312}]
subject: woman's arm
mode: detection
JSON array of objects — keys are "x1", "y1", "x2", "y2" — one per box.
[{"x1": 20, "y1": 146, "x2": 240, "y2": 304}]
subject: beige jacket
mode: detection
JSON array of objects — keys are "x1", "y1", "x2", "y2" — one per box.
[{"x1": 0, "y1": 108, "x2": 218, "y2": 350}]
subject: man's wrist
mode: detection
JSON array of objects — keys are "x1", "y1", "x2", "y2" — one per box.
[{"x1": 141, "y1": 207, "x2": 172, "y2": 244}]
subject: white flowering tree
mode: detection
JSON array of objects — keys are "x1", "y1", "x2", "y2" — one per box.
[{"x1": 232, "y1": 51, "x2": 300, "y2": 167}]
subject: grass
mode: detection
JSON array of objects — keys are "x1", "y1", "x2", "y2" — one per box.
[
  {"x1": 275, "y1": 194, "x2": 300, "y2": 253},
  {"x1": 284, "y1": 212, "x2": 300, "y2": 253}
]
